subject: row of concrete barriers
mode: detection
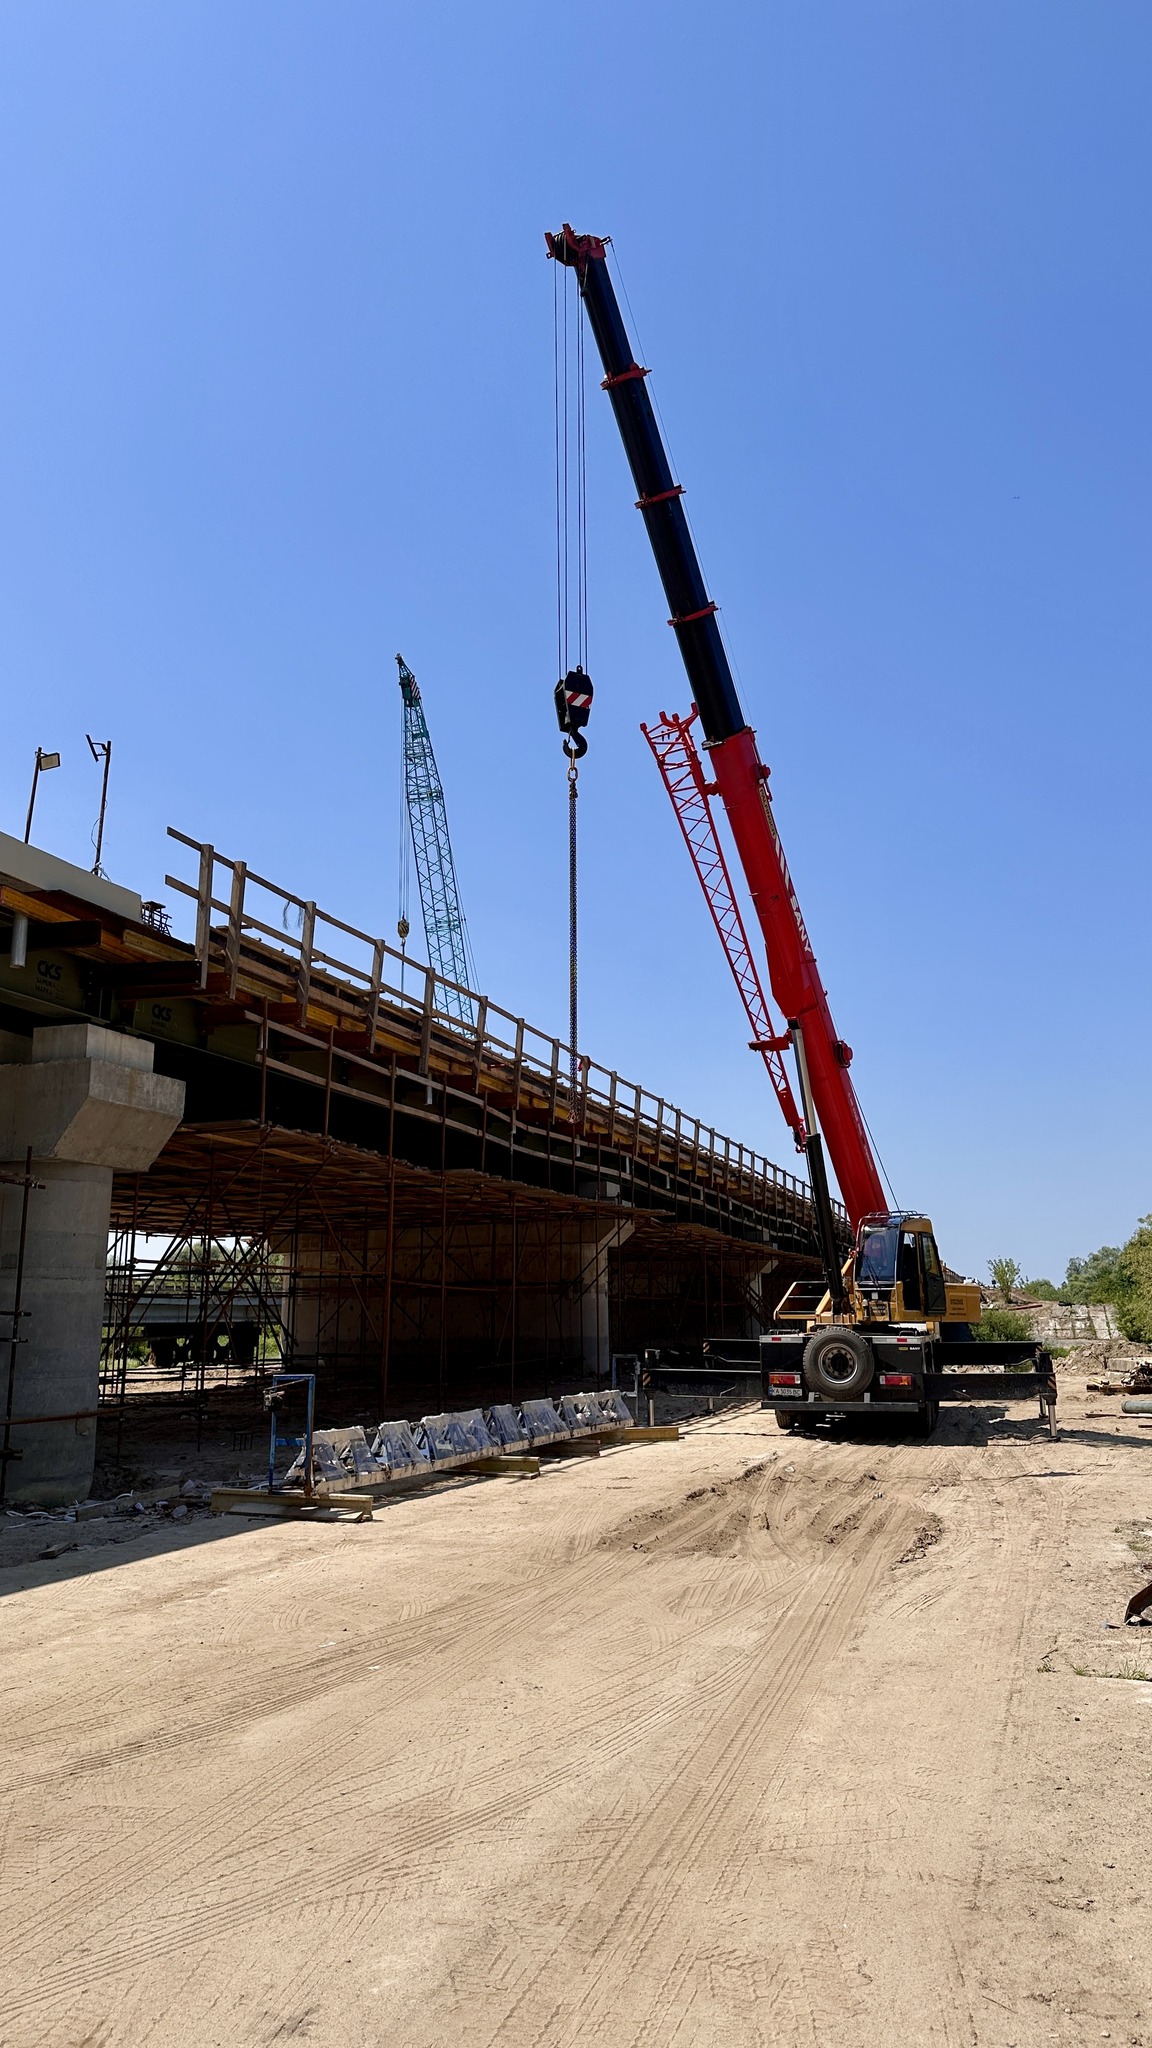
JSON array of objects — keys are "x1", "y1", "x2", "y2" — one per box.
[{"x1": 283, "y1": 1388, "x2": 638, "y2": 1492}]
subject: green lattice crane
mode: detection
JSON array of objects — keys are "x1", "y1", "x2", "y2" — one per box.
[{"x1": 396, "y1": 655, "x2": 477, "y2": 1023}]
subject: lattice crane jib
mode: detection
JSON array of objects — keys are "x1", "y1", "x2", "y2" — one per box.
[
  {"x1": 396, "y1": 656, "x2": 476, "y2": 1024},
  {"x1": 642, "y1": 707, "x2": 806, "y2": 1151}
]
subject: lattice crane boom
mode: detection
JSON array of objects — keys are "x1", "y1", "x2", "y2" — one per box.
[{"x1": 396, "y1": 655, "x2": 476, "y2": 1023}]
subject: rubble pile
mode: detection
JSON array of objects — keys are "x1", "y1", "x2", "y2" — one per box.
[{"x1": 2, "y1": 1479, "x2": 214, "y2": 1566}]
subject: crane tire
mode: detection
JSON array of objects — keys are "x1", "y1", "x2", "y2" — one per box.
[
  {"x1": 801, "y1": 1326, "x2": 874, "y2": 1399},
  {"x1": 774, "y1": 1409, "x2": 798, "y2": 1431}
]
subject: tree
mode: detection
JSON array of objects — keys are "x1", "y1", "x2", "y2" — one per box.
[
  {"x1": 988, "y1": 1257, "x2": 1021, "y2": 1302},
  {"x1": 1117, "y1": 1216, "x2": 1152, "y2": 1343},
  {"x1": 1023, "y1": 1278, "x2": 1059, "y2": 1300},
  {"x1": 1062, "y1": 1245, "x2": 1127, "y2": 1306}
]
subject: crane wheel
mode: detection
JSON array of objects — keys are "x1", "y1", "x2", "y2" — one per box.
[
  {"x1": 801, "y1": 1326, "x2": 874, "y2": 1399},
  {"x1": 774, "y1": 1410, "x2": 799, "y2": 1431}
]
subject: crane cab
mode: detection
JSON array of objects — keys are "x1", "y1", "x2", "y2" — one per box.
[
  {"x1": 775, "y1": 1212, "x2": 981, "y2": 1332},
  {"x1": 853, "y1": 1213, "x2": 980, "y2": 1330}
]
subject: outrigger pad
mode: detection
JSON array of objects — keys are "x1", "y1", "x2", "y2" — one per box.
[
  {"x1": 486, "y1": 1403, "x2": 531, "y2": 1453},
  {"x1": 370, "y1": 1419, "x2": 432, "y2": 1477},
  {"x1": 596, "y1": 1389, "x2": 635, "y2": 1428},
  {"x1": 520, "y1": 1398, "x2": 571, "y2": 1443},
  {"x1": 558, "y1": 1392, "x2": 602, "y2": 1433}
]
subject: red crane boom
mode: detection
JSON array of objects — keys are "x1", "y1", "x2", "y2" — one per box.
[{"x1": 547, "y1": 225, "x2": 886, "y2": 1234}]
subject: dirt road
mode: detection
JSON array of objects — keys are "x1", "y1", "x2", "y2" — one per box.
[{"x1": 2, "y1": 1386, "x2": 1150, "y2": 2047}]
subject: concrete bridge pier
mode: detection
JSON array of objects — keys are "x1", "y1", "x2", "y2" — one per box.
[
  {"x1": 572, "y1": 1220, "x2": 635, "y2": 1382},
  {"x1": 0, "y1": 1024, "x2": 184, "y2": 1506}
]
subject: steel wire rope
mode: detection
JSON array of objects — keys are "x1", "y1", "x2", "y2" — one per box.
[
  {"x1": 553, "y1": 254, "x2": 565, "y2": 680},
  {"x1": 855, "y1": 1096, "x2": 899, "y2": 1212},
  {"x1": 554, "y1": 262, "x2": 588, "y2": 1120}
]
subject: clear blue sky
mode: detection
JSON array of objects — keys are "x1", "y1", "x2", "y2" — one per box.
[{"x1": 1, "y1": 2, "x2": 1148, "y2": 1283}]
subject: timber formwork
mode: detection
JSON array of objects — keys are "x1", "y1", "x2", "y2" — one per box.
[{"x1": 1, "y1": 828, "x2": 840, "y2": 1427}]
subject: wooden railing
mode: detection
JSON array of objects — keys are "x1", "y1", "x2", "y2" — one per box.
[{"x1": 166, "y1": 828, "x2": 843, "y2": 1225}]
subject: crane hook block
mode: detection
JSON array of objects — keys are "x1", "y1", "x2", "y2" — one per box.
[{"x1": 555, "y1": 667, "x2": 593, "y2": 759}]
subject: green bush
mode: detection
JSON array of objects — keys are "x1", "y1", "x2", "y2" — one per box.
[
  {"x1": 973, "y1": 1308, "x2": 1033, "y2": 1343},
  {"x1": 988, "y1": 1256, "x2": 1021, "y2": 1301},
  {"x1": 1024, "y1": 1277, "x2": 1059, "y2": 1300}
]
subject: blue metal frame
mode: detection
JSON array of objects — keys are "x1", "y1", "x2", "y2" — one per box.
[{"x1": 266, "y1": 1372, "x2": 316, "y2": 1496}]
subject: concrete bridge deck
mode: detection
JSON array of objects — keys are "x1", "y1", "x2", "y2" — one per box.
[{"x1": 0, "y1": 827, "x2": 832, "y2": 1501}]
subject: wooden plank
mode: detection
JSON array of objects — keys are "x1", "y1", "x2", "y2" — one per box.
[
  {"x1": 595, "y1": 1425, "x2": 681, "y2": 1444},
  {"x1": 209, "y1": 1487, "x2": 374, "y2": 1521},
  {"x1": 459, "y1": 1454, "x2": 540, "y2": 1476}
]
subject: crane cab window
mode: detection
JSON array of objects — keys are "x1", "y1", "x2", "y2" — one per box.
[
  {"x1": 918, "y1": 1231, "x2": 947, "y2": 1314},
  {"x1": 857, "y1": 1226, "x2": 898, "y2": 1289},
  {"x1": 898, "y1": 1232, "x2": 922, "y2": 1311}
]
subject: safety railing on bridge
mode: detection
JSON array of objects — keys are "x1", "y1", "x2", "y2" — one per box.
[{"x1": 165, "y1": 828, "x2": 844, "y2": 1229}]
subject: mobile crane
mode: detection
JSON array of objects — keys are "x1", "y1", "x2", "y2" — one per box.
[{"x1": 547, "y1": 225, "x2": 1056, "y2": 1437}]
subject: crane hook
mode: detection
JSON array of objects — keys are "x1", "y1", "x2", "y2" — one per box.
[{"x1": 555, "y1": 666, "x2": 593, "y2": 759}]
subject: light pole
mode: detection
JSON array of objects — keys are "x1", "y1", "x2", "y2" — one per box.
[
  {"x1": 23, "y1": 748, "x2": 61, "y2": 844},
  {"x1": 86, "y1": 736, "x2": 112, "y2": 875}
]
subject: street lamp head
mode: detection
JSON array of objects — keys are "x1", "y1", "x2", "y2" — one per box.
[{"x1": 24, "y1": 746, "x2": 61, "y2": 843}]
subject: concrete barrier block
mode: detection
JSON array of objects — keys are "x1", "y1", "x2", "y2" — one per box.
[
  {"x1": 486, "y1": 1403, "x2": 531, "y2": 1453},
  {"x1": 339, "y1": 1427, "x2": 382, "y2": 1483},
  {"x1": 448, "y1": 1408, "x2": 500, "y2": 1455},
  {"x1": 284, "y1": 1426, "x2": 379, "y2": 1491},
  {"x1": 370, "y1": 1420, "x2": 432, "y2": 1477},
  {"x1": 597, "y1": 1389, "x2": 635, "y2": 1428},
  {"x1": 520, "y1": 1398, "x2": 571, "y2": 1444},
  {"x1": 418, "y1": 1410, "x2": 498, "y2": 1466},
  {"x1": 305, "y1": 1432, "x2": 350, "y2": 1486},
  {"x1": 558, "y1": 1392, "x2": 602, "y2": 1433}
]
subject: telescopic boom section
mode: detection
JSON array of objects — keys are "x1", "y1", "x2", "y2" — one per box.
[{"x1": 546, "y1": 225, "x2": 886, "y2": 1229}]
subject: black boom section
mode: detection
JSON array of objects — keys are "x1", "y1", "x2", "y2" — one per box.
[{"x1": 548, "y1": 226, "x2": 745, "y2": 746}]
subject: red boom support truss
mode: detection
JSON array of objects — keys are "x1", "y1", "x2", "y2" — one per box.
[{"x1": 641, "y1": 707, "x2": 806, "y2": 1150}]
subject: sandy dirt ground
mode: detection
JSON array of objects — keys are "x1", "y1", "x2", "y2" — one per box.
[{"x1": 2, "y1": 1384, "x2": 1151, "y2": 2048}]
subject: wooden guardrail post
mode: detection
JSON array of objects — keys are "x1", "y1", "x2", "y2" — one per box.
[
  {"x1": 367, "y1": 939, "x2": 384, "y2": 1055},
  {"x1": 195, "y1": 843, "x2": 215, "y2": 988},
  {"x1": 471, "y1": 996, "x2": 489, "y2": 1095},
  {"x1": 418, "y1": 967, "x2": 436, "y2": 1073},
  {"x1": 296, "y1": 902, "x2": 316, "y2": 1021},
  {"x1": 225, "y1": 861, "x2": 247, "y2": 999}
]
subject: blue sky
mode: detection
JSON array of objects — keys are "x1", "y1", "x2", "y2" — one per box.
[{"x1": 1, "y1": 2, "x2": 1148, "y2": 1282}]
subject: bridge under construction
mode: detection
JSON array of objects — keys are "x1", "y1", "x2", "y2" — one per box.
[{"x1": 0, "y1": 825, "x2": 831, "y2": 1505}]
